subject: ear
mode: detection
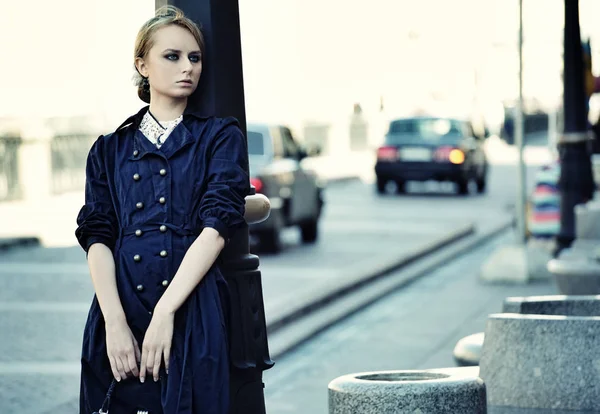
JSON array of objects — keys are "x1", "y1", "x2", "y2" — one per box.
[{"x1": 135, "y1": 57, "x2": 149, "y2": 78}]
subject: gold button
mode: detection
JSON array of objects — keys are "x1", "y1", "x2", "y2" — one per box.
[
  {"x1": 136, "y1": 284, "x2": 144, "y2": 291},
  {"x1": 160, "y1": 250, "x2": 168, "y2": 258},
  {"x1": 135, "y1": 229, "x2": 142, "y2": 237},
  {"x1": 133, "y1": 150, "x2": 139, "y2": 156},
  {"x1": 133, "y1": 173, "x2": 140, "y2": 181},
  {"x1": 136, "y1": 202, "x2": 144, "y2": 209},
  {"x1": 160, "y1": 225, "x2": 167, "y2": 233},
  {"x1": 133, "y1": 254, "x2": 141, "y2": 262},
  {"x1": 162, "y1": 280, "x2": 169, "y2": 287},
  {"x1": 159, "y1": 197, "x2": 166, "y2": 204},
  {"x1": 160, "y1": 169, "x2": 167, "y2": 176}
]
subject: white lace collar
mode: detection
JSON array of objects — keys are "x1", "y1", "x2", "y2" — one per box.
[{"x1": 139, "y1": 111, "x2": 183, "y2": 149}]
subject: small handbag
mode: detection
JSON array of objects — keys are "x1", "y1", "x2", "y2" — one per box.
[{"x1": 93, "y1": 379, "x2": 149, "y2": 414}]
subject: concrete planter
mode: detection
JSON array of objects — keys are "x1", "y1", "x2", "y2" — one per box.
[
  {"x1": 547, "y1": 255, "x2": 600, "y2": 295},
  {"x1": 479, "y1": 296, "x2": 600, "y2": 412},
  {"x1": 502, "y1": 295, "x2": 600, "y2": 315},
  {"x1": 328, "y1": 368, "x2": 486, "y2": 414}
]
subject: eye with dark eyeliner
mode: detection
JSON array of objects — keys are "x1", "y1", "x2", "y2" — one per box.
[
  {"x1": 189, "y1": 54, "x2": 201, "y2": 63},
  {"x1": 165, "y1": 53, "x2": 179, "y2": 61}
]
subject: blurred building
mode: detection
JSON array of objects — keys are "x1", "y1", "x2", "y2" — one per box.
[{"x1": 1, "y1": 0, "x2": 600, "y2": 145}]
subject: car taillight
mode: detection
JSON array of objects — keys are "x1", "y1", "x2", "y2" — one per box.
[
  {"x1": 434, "y1": 147, "x2": 465, "y2": 164},
  {"x1": 377, "y1": 146, "x2": 398, "y2": 161},
  {"x1": 449, "y1": 149, "x2": 465, "y2": 164},
  {"x1": 250, "y1": 177, "x2": 264, "y2": 193}
]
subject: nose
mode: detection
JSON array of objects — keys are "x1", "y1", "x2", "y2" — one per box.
[{"x1": 182, "y1": 58, "x2": 194, "y2": 74}]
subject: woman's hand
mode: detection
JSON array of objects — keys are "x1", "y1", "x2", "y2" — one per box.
[
  {"x1": 105, "y1": 317, "x2": 141, "y2": 382},
  {"x1": 140, "y1": 307, "x2": 174, "y2": 383}
]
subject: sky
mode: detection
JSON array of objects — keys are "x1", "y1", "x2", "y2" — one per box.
[{"x1": 1, "y1": 0, "x2": 599, "y2": 137}]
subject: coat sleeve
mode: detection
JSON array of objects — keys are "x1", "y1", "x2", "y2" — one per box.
[
  {"x1": 75, "y1": 136, "x2": 119, "y2": 252},
  {"x1": 198, "y1": 119, "x2": 251, "y2": 243}
]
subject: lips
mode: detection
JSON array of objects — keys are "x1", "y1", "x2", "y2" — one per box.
[{"x1": 178, "y1": 80, "x2": 193, "y2": 84}]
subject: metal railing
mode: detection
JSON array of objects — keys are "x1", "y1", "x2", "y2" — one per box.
[
  {"x1": 0, "y1": 136, "x2": 22, "y2": 201},
  {"x1": 51, "y1": 134, "x2": 96, "y2": 195}
]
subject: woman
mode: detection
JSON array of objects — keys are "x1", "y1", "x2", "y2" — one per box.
[{"x1": 75, "y1": 6, "x2": 249, "y2": 413}]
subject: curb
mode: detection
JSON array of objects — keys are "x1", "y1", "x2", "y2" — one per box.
[
  {"x1": 0, "y1": 237, "x2": 40, "y2": 253},
  {"x1": 267, "y1": 217, "x2": 514, "y2": 360},
  {"x1": 323, "y1": 175, "x2": 361, "y2": 186},
  {"x1": 267, "y1": 222, "x2": 477, "y2": 335}
]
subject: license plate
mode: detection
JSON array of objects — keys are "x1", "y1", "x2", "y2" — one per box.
[{"x1": 400, "y1": 147, "x2": 432, "y2": 161}]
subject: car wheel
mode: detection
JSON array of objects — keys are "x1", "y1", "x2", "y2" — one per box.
[
  {"x1": 457, "y1": 178, "x2": 470, "y2": 195},
  {"x1": 259, "y1": 210, "x2": 283, "y2": 253},
  {"x1": 396, "y1": 180, "x2": 407, "y2": 194},
  {"x1": 260, "y1": 228, "x2": 282, "y2": 253},
  {"x1": 300, "y1": 219, "x2": 318, "y2": 243},
  {"x1": 376, "y1": 178, "x2": 386, "y2": 194},
  {"x1": 476, "y1": 177, "x2": 487, "y2": 193}
]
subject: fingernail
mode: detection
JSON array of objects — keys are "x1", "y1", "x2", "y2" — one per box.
[
  {"x1": 116, "y1": 377, "x2": 121, "y2": 382},
  {"x1": 154, "y1": 377, "x2": 158, "y2": 382},
  {"x1": 140, "y1": 377, "x2": 145, "y2": 383}
]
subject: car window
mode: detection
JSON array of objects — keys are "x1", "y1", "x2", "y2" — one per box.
[
  {"x1": 280, "y1": 127, "x2": 299, "y2": 158},
  {"x1": 270, "y1": 127, "x2": 284, "y2": 158},
  {"x1": 387, "y1": 118, "x2": 464, "y2": 144},
  {"x1": 247, "y1": 131, "x2": 265, "y2": 155},
  {"x1": 463, "y1": 122, "x2": 475, "y2": 138}
]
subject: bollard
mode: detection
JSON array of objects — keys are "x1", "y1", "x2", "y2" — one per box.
[
  {"x1": 453, "y1": 332, "x2": 485, "y2": 367},
  {"x1": 479, "y1": 296, "x2": 600, "y2": 411},
  {"x1": 244, "y1": 193, "x2": 271, "y2": 225},
  {"x1": 328, "y1": 368, "x2": 487, "y2": 414}
]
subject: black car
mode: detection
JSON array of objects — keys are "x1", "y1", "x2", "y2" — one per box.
[
  {"x1": 374, "y1": 116, "x2": 488, "y2": 195},
  {"x1": 247, "y1": 122, "x2": 324, "y2": 253}
]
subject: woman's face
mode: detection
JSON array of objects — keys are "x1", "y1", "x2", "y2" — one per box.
[{"x1": 136, "y1": 24, "x2": 203, "y2": 102}]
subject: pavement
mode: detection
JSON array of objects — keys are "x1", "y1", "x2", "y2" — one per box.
[
  {"x1": 263, "y1": 229, "x2": 559, "y2": 414},
  {"x1": 0, "y1": 135, "x2": 552, "y2": 413}
]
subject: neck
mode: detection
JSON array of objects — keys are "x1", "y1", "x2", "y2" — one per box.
[{"x1": 148, "y1": 95, "x2": 187, "y2": 122}]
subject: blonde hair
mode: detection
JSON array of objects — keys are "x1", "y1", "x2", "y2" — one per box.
[{"x1": 133, "y1": 6, "x2": 205, "y2": 103}]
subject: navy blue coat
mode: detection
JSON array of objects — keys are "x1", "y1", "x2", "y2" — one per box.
[{"x1": 75, "y1": 106, "x2": 250, "y2": 413}]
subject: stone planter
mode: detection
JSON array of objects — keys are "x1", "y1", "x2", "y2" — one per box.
[
  {"x1": 479, "y1": 296, "x2": 600, "y2": 412},
  {"x1": 328, "y1": 368, "x2": 486, "y2": 413},
  {"x1": 575, "y1": 201, "x2": 600, "y2": 240},
  {"x1": 547, "y1": 254, "x2": 600, "y2": 295},
  {"x1": 502, "y1": 295, "x2": 600, "y2": 315}
]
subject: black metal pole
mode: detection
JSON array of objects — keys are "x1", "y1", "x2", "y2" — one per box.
[
  {"x1": 156, "y1": 1, "x2": 273, "y2": 413},
  {"x1": 556, "y1": 0, "x2": 595, "y2": 255}
]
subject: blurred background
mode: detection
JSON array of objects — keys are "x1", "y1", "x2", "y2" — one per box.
[
  {"x1": 2, "y1": 0, "x2": 600, "y2": 413},
  {"x1": 2, "y1": 0, "x2": 599, "y2": 154}
]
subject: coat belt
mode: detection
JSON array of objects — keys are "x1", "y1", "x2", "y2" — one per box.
[{"x1": 121, "y1": 222, "x2": 199, "y2": 237}]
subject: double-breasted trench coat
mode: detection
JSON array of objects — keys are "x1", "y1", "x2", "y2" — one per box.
[{"x1": 75, "y1": 106, "x2": 250, "y2": 413}]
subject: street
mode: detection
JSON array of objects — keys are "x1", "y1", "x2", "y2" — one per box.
[
  {"x1": 0, "y1": 137, "x2": 551, "y2": 413},
  {"x1": 262, "y1": 230, "x2": 558, "y2": 414}
]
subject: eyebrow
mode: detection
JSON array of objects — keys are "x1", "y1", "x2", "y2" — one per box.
[{"x1": 162, "y1": 48, "x2": 202, "y2": 54}]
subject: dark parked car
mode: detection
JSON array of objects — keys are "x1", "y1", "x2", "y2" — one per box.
[
  {"x1": 247, "y1": 122, "x2": 324, "y2": 252},
  {"x1": 374, "y1": 116, "x2": 488, "y2": 195}
]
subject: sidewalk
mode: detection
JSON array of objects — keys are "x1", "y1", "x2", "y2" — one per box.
[{"x1": 263, "y1": 230, "x2": 558, "y2": 414}]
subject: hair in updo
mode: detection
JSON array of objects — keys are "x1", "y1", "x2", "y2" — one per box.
[{"x1": 133, "y1": 6, "x2": 205, "y2": 103}]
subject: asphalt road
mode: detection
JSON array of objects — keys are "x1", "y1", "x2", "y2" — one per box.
[{"x1": 0, "y1": 136, "x2": 551, "y2": 413}]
